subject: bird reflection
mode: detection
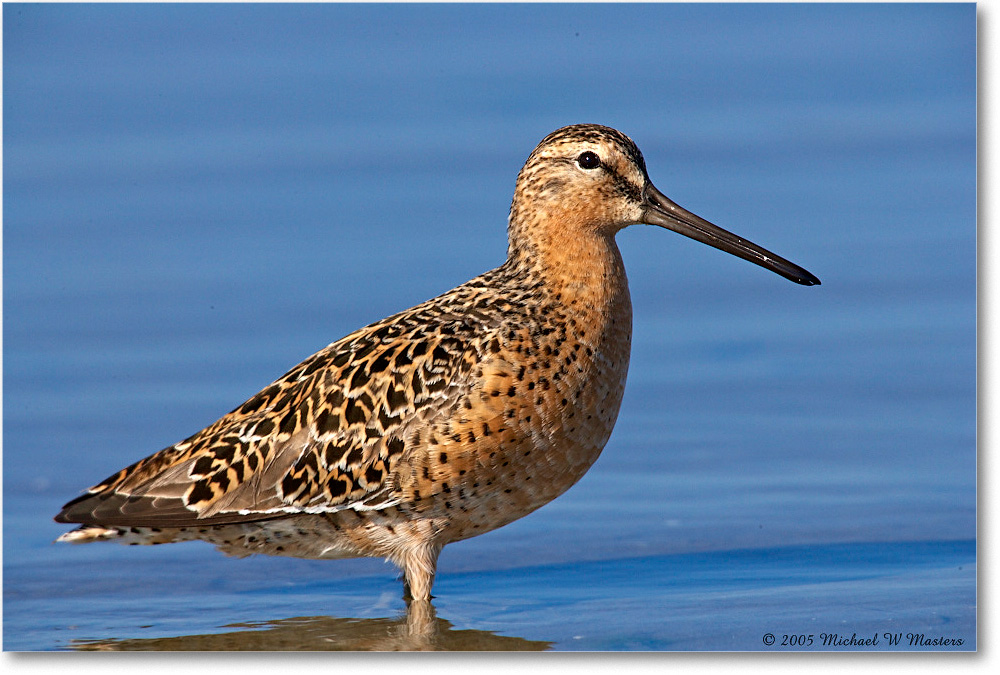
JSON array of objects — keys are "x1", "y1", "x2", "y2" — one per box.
[{"x1": 68, "y1": 600, "x2": 551, "y2": 651}]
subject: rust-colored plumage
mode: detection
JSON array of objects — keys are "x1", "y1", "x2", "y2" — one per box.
[{"x1": 56, "y1": 124, "x2": 819, "y2": 601}]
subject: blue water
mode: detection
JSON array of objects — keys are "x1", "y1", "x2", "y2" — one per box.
[{"x1": 3, "y1": 3, "x2": 976, "y2": 651}]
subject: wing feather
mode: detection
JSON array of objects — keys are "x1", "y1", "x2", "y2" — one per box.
[{"x1": 55, "y1": 281, "x2": 502, "y2": 529}]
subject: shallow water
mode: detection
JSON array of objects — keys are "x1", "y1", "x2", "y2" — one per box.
[{"x1": 2, "y1": 3, "x2": 976, "y2": 651}]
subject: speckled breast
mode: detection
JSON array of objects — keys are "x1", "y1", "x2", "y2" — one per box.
[{"x1": 395, "y1": 285, "x2": 634, "y2": 543}]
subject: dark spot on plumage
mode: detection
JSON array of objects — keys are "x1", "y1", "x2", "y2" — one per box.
[
  {"x1": 370, "y1": 352, "x2": 392, "y2": 373},
  {"x1": 431, "y1": 345, "x2": 450, "y2": 366},
  {"x1": 305, "y1": 388, "x2": 324, "y2": 413},
  {"x1": 254, "y1": 417, "x2": 275, "y2": 436},
  {"x1": 187, "y1": 481, "x2": 215, "y2": 506},
  {"x1": 278, "y1": 409, "x2": 298, "y2": 435},
  {"x1": 353, "y1": 341, "x2": 377, "y2": 360},
  {"x1": 213, "y1": 444, "x2": 236, "y2": 464},
  {"x1": 387, "y1": 437, "x2": 405, "y2": 456},
  {"x1": 344, "y1": 398, "x2": 366, "y2": 425},
  {"x1": 377, "y1": 406, "x2": 396, "y2": 430},
  {"x1": 365, "y1": 466, "x2": 383, "y2": 484},
  {"x1": 271, "y1": 392, "x2": 295, "y2": 412},
  {"x1": 238, "y1": 387, "x2": 274, "y2": 415},
  {"x1": 326, "y1": 476, "x2": 349, "y2": 498},
  {"x1": 365, "y1": 427, "x2": 381, "y2": 439},
  {"x1": 324, "y1": 442, "x2": 344, "y2": 466},
  {"x1": 349, "y1": 366, "x2": 370, "y2": 391},
  {"x1": 386, "y1": 385, "x2": 407, "y2": 412},
  {"x1": 192, "y1": 455, "x2": 215, "y2": 476},
  {"x1": 299, "y1": 355, "x2": 327, "y2": 379},
  {"x1": 293, "y1": 451, "x2": 319, "y2": 474},
  {"x1": 230, "y1": 460, "x2": 245, "y2": 482},
  {"x1": 411, "y1": 341, "x2": 429, "y2": 358},
  {"x1": 356, "y1": 392, "x2": 374, "y2": 410},
  {"x1": 315, "y1": 409, "x2": 331, "y2": 433},
  {"x1": 345, "y1": 445, "x2": 364, "y2": 466},
  {"x1": 214, "y1": 471, "x2": 232, "y2": 492},
  {"x1": 439, "y1": 452, "x2": 448, "y2": 464},
  {"x1": 326, "y1": 388, "x2": 345, "y2": 407},
  {"x1": 451, "y1": 433, "x2": 462, "y2": 443}
]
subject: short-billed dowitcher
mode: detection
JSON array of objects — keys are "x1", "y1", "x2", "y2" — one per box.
[{"x1": 56, "y1": 124, "x2": 819, "y2": 601}]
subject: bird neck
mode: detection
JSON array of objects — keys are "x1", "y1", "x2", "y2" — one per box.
[{"x1": 504, "y1": 210, "x2": 632, "y2": 319}]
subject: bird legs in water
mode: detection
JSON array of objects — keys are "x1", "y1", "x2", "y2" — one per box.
[
  {"x1": 397, "y1": 540, "x2": 443, "y2": 603},
  {"x1": 398, "y1": 544, "x2": 442, "y2": 643}
]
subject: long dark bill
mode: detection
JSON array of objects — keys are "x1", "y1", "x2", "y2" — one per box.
[{"x1": 641, "y1": 184, "x2": 820, "y2": 286}]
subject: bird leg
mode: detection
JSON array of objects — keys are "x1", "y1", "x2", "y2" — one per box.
[{"x1": 398, "y1": 541, "x2": 443, "y2": 602}]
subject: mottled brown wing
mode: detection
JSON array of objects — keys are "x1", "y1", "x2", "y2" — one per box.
[{"x1": 55, "y1": 291, "x2": 499, "y2": 529}]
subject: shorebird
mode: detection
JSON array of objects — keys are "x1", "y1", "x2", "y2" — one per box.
[{"x1": 55, "y1": 124, "x2": 819, "y2": 602}]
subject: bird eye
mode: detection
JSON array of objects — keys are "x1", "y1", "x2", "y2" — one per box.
[{"x1": 577, "y1": 151, "x2": 601, "y2": 170}]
